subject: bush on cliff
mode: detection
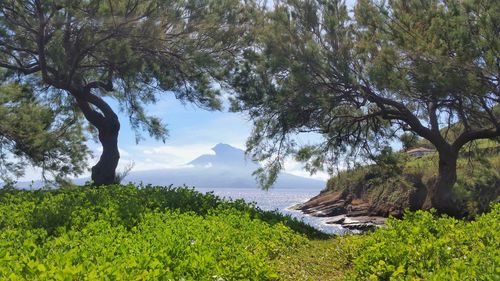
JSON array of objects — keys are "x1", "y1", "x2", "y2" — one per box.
[{"x1": 325, "y1": 146, "x2": 500, "y2": 217}]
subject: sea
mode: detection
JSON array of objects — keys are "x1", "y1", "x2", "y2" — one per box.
[{"x1": 195, "y1": 187, "x2": 346, "y2": 235}]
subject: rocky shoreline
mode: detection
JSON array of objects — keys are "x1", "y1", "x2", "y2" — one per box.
[{"x1": 290, "y1": 191, "x2": 388, "y2": 231}]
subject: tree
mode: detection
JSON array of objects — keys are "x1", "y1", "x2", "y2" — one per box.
[
  {"x1": 230, "y1": 0, "x2": 499, "y2": 214},
  {"x1": 0, "y1": 82, "x2": 88, "y2": 185},
  {"x1": 399, "y1": 132, "x2": 419, "y2": 151},
  {"x1": 0, "y1": 0, "x2": 253, "y2": 185}
]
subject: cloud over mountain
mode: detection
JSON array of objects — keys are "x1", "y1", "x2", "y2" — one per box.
[
  {"x1": 123, "y1": 143, "x2": 325, "y2": 189},
  {"x1": 16, "y1": 144, "x2": 326, "y2": 190}
]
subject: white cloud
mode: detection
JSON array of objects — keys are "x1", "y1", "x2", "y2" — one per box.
[
  {"x1": 15, "y1": 142, "x2": 331, "y2": 184},
  {"x1": 17, "y1": 166, "x2": 44, "y2": 182},
  {"x1": 115, "y1": 159, "x2": 195, "y2": 173},
  {"x1": 92, "y1": 147, "x2": 129, "y2": 157},
  {"x1": 142, "y1": 144, "x2": 214, "y2": 158},
  {"x1": 283, "y1": 158, "x2": 330, "y2": 181},
  {"x1": 119, "y1": 148, "x2": 130, "y2": 157},
  {"x1": 143, "y1": 144, "x2": 212, "y2": 157},
  {"x1": 122, "y1": 143, "x2": 218, "y2": 171}
]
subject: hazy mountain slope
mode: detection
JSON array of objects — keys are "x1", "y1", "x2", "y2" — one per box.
[
  {"x1": 14, "y1": 143, "x2": 325, "y2": 189},
  {"x1": 124, "y1": 143, "x2": 325, "y2": 189}
]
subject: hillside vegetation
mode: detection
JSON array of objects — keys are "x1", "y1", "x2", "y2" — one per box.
[{"x1": 324, "y1": 142, "x2": 500, "y2": 218}]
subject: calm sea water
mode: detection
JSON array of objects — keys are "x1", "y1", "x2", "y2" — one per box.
[{"x1": 195, "y1": 187, "x2": 346, "y2": 235}]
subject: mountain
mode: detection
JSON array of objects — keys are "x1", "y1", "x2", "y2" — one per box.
[
  {"x1": 188, "y1": 143, "x2": 260, "y2": 169},
  {"x1": 14, "y1": 144, "x2": 326, "y2": 190},
  {"x1": 123, "y1": 143, "x2": 325, "y2": 189}
]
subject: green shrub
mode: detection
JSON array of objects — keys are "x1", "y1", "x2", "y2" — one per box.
[
  {"x1": 325, "y1": 151, "x2": 499, "y2": 217},
  {"x1": 346, "y1": 204, "x2": 500, "y2": 280},
  {"x1": 0, "y1": 184, "x2": 313, "y2": 280}
]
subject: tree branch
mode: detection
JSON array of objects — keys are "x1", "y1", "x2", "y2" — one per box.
[
  {"x1": 73, "y1": 95, "x2": 105, "y2": 128},
  {"x1": 453, "y1": 128, "x2": 500, "y2": 151},
  {"x1": 428, "y1": 101, "x2": 440, "y2": 134},
  {"x1": 84, "y1": 80, "x2": 113, "y2": 92},
  {"x1": 0, "y1": 62, "x2": 41, "y2": 74},
  {"x1": 72, "y1": 86, "x2": 117, "y2": 123}
]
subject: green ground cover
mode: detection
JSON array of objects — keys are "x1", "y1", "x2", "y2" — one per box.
[
  {"x1": 0, "y1": 185, "x2": 498, "y2": 280},
  {"x1": 0, "y1": 185, "x2": 315, "y2": 280},
  {"x1": 277, "y1": 205, "x2": 500, "y2": 280}
]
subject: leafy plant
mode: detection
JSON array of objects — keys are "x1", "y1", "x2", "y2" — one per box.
[
  {"x1": 0, "y1": 184, "x2": 316, "y2": 280},
  {"x1": 345, "y1": 205, "x2": 500, "y2": 280}
]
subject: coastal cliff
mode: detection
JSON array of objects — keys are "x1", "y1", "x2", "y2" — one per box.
[{"x1": 293, "y1": 148, "x2": 500, "y2": 231}]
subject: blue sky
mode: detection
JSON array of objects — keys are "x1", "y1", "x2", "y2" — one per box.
[
  {"x1": 104, "y1": 94, "x2": 328, "y2": 180},
  {"x1": 20, "y1": 93, "x2": 329, "y2": 182}
]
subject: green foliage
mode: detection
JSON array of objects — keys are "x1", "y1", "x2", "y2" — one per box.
[
  {"x1": 399, "y1": 133, "x2": 419, "y2": 151},
  {"x1": 326, "y1": 151, "x2": 499, "y2": 217},
  {"x1": 0, "y1": 0, "x2": 254, "y2": 134},
  {"x1": 0, "y1": 184, "x2": 321, "y2": 280},
  {"x1": 0, "y1": 0, "x2": 257, "y2": 182},
  {"x1": 1, "y1": 184, "x2": 498, "y2": 280},
  {"x1": 229, "y1": 0, "x2": 500, "y2": 193},
  {"x1": 370, "y1": 147, "x2": 407, "y2": 175},
  {"x1": 403, "y1": 151, "x2": 500, "y2": 216},
  {"x1": 0, "y1": 82, "x2": 88, "y2": 184},
  {"x1": 454, "y1": 157, "x2": 500, "y2": 217},
  {"x1": 346, "y1": 205, "x2": 500, "y2": 280},
  {"x1": 274, "y1": 205, "x2": 500, "y2": 280}
]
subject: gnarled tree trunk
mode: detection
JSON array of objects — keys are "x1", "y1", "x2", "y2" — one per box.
[
  {"x1": 422, "y1": 149, "x2": 460, "y2": 216},
  {"x1": 91, "y1": 115, "x2": 120, "y2": 185},
  {"x1": 73, "y1": 88, "x2": 120, "y2": 186}
]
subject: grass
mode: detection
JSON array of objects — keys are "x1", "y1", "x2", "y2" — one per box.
[{"x1": 274, "y1": 236, "x2": 363, "y2": 280}]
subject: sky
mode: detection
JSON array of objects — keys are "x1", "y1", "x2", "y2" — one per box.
[
  {"x1": 20, "y1": 93, "x2": 329, "y2": 183},
  {"x1": 106, "y1": 94, "x2": 329, "y2": 181}
]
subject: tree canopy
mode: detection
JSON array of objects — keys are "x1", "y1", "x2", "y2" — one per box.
[
  {"x1": 230, "y1": 0, "x2": 499, "y2": 213},
  {"x1": 0, "y1": 82, "x2": 88, "y2": 185},
  {"x1": 0, "y1": 0, "x2": 254, "y2": 185}
]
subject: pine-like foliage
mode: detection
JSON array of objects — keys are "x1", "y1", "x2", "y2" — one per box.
[
  {"x1": 230, "y1": 0, "x2": 499, "y2": 213},
  {"x1": 0, "y1": 83, "x2": 88, "y2": 185}
]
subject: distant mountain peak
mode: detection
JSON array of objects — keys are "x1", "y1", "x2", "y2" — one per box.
[
  {"x1": 212, "y1": 143, "x2": 241, "y2": 154},
  {"x1": 189, "y1": 143, "x2": 259, "y2": 169},
  {"x1": 17, "y1": 143, "x2": 326, "y2": 189}
]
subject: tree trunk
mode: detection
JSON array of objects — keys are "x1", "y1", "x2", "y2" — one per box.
[
  {"x1": 91, "y1": 116, "x2": 120, "y2": 185},
  {"x1": 72, "y1": 89, "x2": 121, "y2": 186},
  {"x1": 422, "y1": 149, "x2": 460, "y2": 216}
]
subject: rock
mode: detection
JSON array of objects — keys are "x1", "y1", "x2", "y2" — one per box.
[
  {"x1": 325, "y1": 215, "x2": 346, "y2": 224},
  {"x1": 342, "y1": 223, "x2": 378, "y2": 231},
  {"x1": 294, "y1": 191, "x2": 348, "y2": 217},
  {"x1": 346, "y1": 202, "x2": 371, "y2": 217},
  {"x1": 343, "y1": 216, "x2": 387, "y2": 225},
  {"x1": 338, "y1": 216, "x2": 385, "y2": 231},
  {"x1": 339, "y1": 215, "x2": 386, "y2": 231},
  {"x1": 294, "y1": 190, "x2": 389, "y2": 232}
]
